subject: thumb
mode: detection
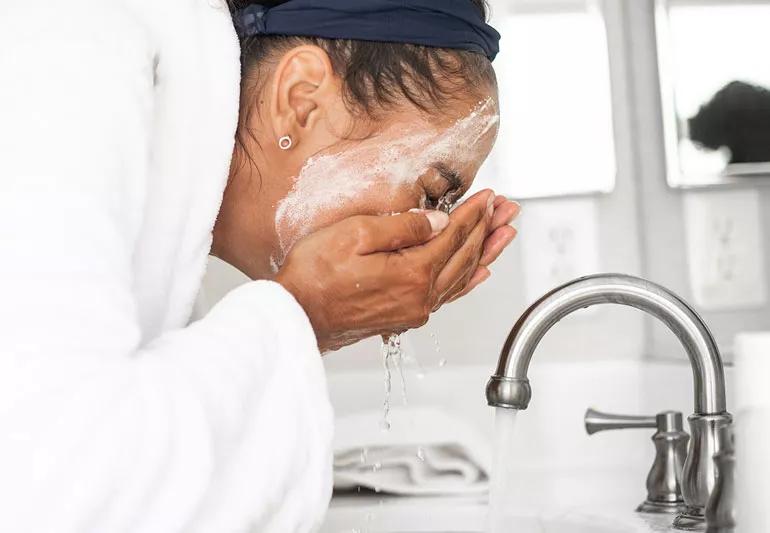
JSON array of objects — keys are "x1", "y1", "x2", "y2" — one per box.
[{"x1": 355, "y1": 210, "x2": 449, "y2": 254}]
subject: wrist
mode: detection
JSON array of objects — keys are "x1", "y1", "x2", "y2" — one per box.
[{"x1": 275, "y1": 269, "x2": 330, "y2": 351}]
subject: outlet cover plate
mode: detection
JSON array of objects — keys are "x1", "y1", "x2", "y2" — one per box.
[
  {"x1": 520, "y1": 197, "x2": 601, "y2": 306},
  {"x1": 683, "y1": 189, "x2": 767, "y2": 311}
]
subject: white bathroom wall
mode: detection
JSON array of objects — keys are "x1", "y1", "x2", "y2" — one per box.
[
  {"x1": 623, "y1": 0, "x2": 770, "y2": 362},
  {"x1": 197, "y1": 0, "x2": 770, "y2": 374},
  {"x1": 324, "y1": 0, "x2": 648, "y2": 372},
  {"x1": 198, "y1": 0, "x2": 649, "y2": 373}
]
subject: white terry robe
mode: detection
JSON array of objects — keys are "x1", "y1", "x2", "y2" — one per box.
[{"x1": 0, "y1": 1, "x2": 334, "y2": 532}]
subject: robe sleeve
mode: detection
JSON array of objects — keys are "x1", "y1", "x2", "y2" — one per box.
[{"x1": 0, "y1": 4, "x2": 332, "y2": 532}]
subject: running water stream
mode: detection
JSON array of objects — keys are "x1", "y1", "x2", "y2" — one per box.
[
  {"x1": 487, "y1": 408, "x2": 520, "y2": 533},
  {"x1": 376, "y1": 332, "x2": 521, "y2": 532},
  {"x1": 379, "y1": 333, "x2": 448, "y2": 465},
  {"x1": 380, "y1": 333, "x2": 407, "y2": 431}
]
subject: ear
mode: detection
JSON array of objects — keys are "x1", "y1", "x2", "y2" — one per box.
[{"x1": 268, "y1": 45, "x2": 338, "y2": 149}]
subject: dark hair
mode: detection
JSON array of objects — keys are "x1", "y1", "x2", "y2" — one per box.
[
  {"x1": 227, "y1": 0, "x2": 496, "y2": 172},
  {"x1": 228, "y1": 0, "x2": 494, "y2": 116},
  {"x1": 689, "y1": 80, "x2": 770, "y2": 164}
]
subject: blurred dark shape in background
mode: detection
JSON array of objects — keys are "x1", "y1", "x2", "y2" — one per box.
[{"x1": 688, "y1": 80, "x2": 770, "y2": 164}]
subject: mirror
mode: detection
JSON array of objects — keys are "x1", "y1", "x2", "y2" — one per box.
[
  {"x1": 474, "y1": 0, "x2": 617, "y2": 199},
  {"x1": 656, "y1": 0, "x2": 770, "y2": 188}
]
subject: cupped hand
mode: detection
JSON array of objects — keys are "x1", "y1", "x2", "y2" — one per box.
[
  {"x1": 275, "y1": 190, "x2": 519, "y2": 352},
  {"x1": 446, "y1": 195, "x2": 520, "y2": 302}
]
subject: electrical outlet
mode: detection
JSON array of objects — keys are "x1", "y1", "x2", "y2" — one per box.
[
  {"x1": 683, "y1": 189, "x2": 767, "y2": 311},
  {"x1": 520, "y1": 197, "x2": 601, "y2": 305}
]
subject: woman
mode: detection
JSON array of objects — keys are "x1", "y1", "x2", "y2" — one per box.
[{"x1": 0, "y1": 0, "x2": 518, "y2": 531}]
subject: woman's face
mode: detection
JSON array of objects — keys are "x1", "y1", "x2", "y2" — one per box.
[{"x1": 270, "y1": 93, "x2": 500, "y2": 269}]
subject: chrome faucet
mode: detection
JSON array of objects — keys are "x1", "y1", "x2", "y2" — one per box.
[{"x1": 486, "y1": 274, "x2": 732, "y2": 530}]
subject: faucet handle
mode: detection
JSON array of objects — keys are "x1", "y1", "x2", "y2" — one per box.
[
  {"x1": 585, "y1": 408, "x2": 658, "y2": 435},
  {"x1": 585, "y1": 408, "x2": 690, "y2": 515}
]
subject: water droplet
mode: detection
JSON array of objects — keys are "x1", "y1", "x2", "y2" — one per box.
[
  {"x1": 417, "y1": 446, "x2": 426, "y2": 462},
  {"x1": 391, "y1": 336, "x2": 408, "y2": 406},
  {"x1": 381, "y1": 338, "x2": 392, "y2": 431},
  {"x1": 374, "y1": 486, "x2": 381, "y2": 493},
  {"x1": 373, "y1": 462, "x2": 382, "y2": 472},
  {"x1": 380, "y1": 333, "x2": 407, "y2": 429},
  {"x1": 438, "y1": 358, "x2": 447, "y2": 368},
  {"x1": 432, "y1": 333, "x2": 441, "y2": 353},
  {"x1": 360, "y1": 448, "x2": 368, "y2": 464}
]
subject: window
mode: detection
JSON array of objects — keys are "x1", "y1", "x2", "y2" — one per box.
[{"x1": 475, "y1": 0, "x2": 617, "y2": 199}]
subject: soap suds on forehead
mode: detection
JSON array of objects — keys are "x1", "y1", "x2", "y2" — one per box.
[{"x1": 273, "y1": 98, "x2": 499, "y2": 263}]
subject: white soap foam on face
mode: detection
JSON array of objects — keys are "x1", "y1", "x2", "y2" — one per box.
[{"x1": 272, "y1": 98, "x2": 500, "y2": 263}]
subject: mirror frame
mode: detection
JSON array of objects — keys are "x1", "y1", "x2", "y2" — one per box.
[{"x1": 655, "y1": 0, "x2": 770, "y2": 190}]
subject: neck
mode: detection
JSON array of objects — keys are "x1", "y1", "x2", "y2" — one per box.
[{"x1": 212, "y1": 153, "x2": 279, "y2": 280}]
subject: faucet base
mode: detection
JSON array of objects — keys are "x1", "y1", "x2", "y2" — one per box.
[
  {"x1": 674, "y1": 413, "x2": 733, "y2": 531},
  {"x1": 636, "y1": 500, "x2": 686, "y2": 515},
  {"x1": 673, "y1": 507, "x2": 706, "y2": 531}
]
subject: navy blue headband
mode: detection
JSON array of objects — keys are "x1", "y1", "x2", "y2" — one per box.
[{"x1": 234, "y1": 0, "x2": 500, "y2": 62}]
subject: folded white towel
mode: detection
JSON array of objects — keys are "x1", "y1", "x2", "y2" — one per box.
[{"x1": 333, "y1": 406, "x2": 491, "y2": 496}]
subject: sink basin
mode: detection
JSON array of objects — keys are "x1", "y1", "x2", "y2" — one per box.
[{"x1": 322, "y1": 360, "x2": 731, "y2": 533}]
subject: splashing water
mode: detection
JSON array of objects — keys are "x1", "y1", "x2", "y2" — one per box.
[
  {"x1": 416, "y1": 446, "x2": 426, "y2": 462},
  {"x1": 380, "y1": 333, "x2": 409, "y2": 431},
  {"x1": 431, "y1": 332, "x2": 442, "y2": 354},
  {"x1": 380, "y1": 339, "x2": 393, "y2": 431},
  {"x1": 404, "y1": 334, "x2": 427, "y2": 379},
  {"x1": 436, "y1": 194, "x2": 459, "y2": 214},
  {"x1": 487, "y1": 408, "x2": 520, "y2": 533},
  {"x1": 394, "y1": 346, "x2": 408, "y2": 406}
]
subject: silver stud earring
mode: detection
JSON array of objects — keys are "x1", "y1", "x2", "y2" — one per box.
[{"x1": 278, "y1": 135, "x2": 293, "y2": 150}]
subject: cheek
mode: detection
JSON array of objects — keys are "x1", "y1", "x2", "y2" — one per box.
[{"x1": 275, "y1": 181, "x2": 424, "y2": 256}]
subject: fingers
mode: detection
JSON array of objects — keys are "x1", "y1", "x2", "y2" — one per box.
[
  {"x1": 480, "y1": 225, "x2": 518, "y2": 266},
  {"x1": 490, "y1": 199, "x2": 520, "y2": 232},
  {"x1": 353, "y1": 210, "x2": 449, "y2": 254},
  {"x1": 433, "y1": 209, "x2": 490, "y2": 303},
  {"x1": 446, "y1": 266, "x2": 491, "y2": 303},
  {"x1": 439, "y1": 223, "x2": 518, "y2": 306},
  {"x1": 442, "y1": 224, "x2": 518, "y2": 305},
  {"x1": 417, "y1": 189, "x2": 494, "y2": 269}
]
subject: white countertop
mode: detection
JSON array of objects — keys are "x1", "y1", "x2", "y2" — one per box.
[
  {"x1": 322, "y1": 491, "x2": 682, "y2": 533},
  {"x1": 322, "y1": 360, "x2": 731, "y2": 533}
]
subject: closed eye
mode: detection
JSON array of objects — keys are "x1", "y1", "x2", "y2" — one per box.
[
  {"x1": 433, "y1": 164, "x2": 464, "y2": 213},
  {"x1": 435, "y1": 164, "x2": 463, "y2": 192}
]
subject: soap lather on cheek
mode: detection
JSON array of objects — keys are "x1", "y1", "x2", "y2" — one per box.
[{"x1": 272, "y1": 99, "x2": 500, "y2": 267}]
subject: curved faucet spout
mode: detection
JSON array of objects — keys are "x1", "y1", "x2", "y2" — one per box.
[
  {"x1": 486, "y1": 274, "x2": 727, "y2": 415},
  {"x1": 486, "y1": 273, "x2": 732, "y2": 525}
]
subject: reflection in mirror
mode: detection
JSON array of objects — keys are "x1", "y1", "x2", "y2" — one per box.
[
  {"x1": 656, "y1": 0, "x2": 770, "y2": 187},
  {"x1": 473, "y1": 0, "x2": 617, "y2": 199}
]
